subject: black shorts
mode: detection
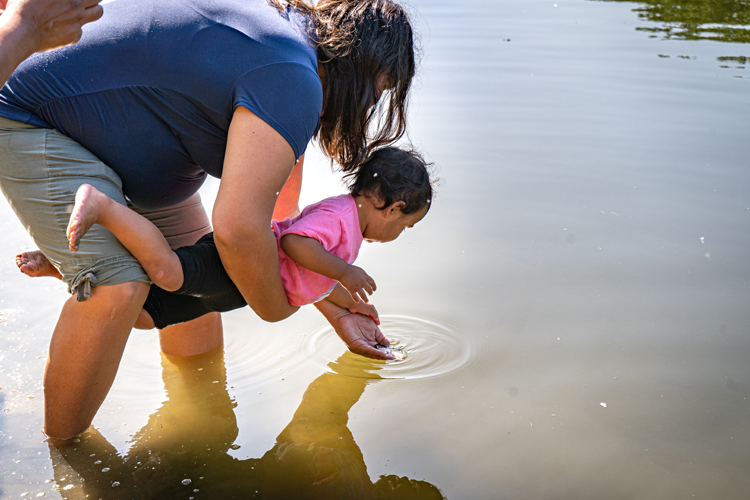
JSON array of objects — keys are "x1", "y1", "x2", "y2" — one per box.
[{"x1": 142, "y1": 232, "x2": 247, "y2": 329}]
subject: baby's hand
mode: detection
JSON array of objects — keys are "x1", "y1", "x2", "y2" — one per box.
[
  {"x1": 347, "y1": 301, "x2": 380, "y2": 326},
  {"x1": 339, "y1": 265, "x2": 376, "y2": 303}
]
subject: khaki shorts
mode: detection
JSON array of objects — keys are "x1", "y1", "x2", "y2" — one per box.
[{"x1": 0, "y1": 116, "x2": 211, "y2": 300}]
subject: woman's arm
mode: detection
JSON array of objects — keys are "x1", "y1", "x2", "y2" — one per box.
[
  {"x1": 272, "y1": 154, "x2": 304, "y2": 221},
  {"x1": 213, "y1": 106, "x2": 298, "y2": 322}
]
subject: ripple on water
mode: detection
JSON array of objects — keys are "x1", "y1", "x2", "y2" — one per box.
[{"x1": 295, "y1": 314, "x2": 480, "y2": 381}]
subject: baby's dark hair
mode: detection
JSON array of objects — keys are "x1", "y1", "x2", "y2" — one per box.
[{"x1": 346, "y1": 146, "x2": 434, "y2": 214}]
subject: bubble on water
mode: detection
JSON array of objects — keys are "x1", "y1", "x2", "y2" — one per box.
[
  {"x1": 101, "y1": 467, "x2": 110, "y2": 472},
  {"x1": 600, "y1": 402, "x2": 607, "y2": 408},
  {"x1": 112, "y1": 482, "x2": 120, "y2": 487},
  {"x1": 94, "y1": 460, "x2": 101, "y2": 465},
  {"x1": 36, "y1": 493, "x2": 45, "y2": 497},
  {"x1": 62, "y1": 485, "x2": 74, "y2": 491},
  {"x1": 182, "y1": 479, "x2": 192, "y2": 485}
]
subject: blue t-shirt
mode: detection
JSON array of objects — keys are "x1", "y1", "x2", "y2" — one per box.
[{"x1": 0, "y1": 0, "x2": 322, "y2": 209}]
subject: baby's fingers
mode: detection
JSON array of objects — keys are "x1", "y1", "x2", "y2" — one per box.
[
  {"x1": 356, "y1": 288, "x2": 371, "y2": 303},
  {"x1": 367, "y1": 309, "x2": 380, "y2": 325},
  {"x1": 346, "y1": 287, "x2": 362, "y2": 303}
]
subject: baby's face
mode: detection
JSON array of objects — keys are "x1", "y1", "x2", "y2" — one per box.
[{"x1": 363, "y1": 204, "x2": 428, "y2": 243}]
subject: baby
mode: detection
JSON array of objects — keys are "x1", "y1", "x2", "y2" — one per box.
[{"x1": 62, "y1": 146, "x2": 434, "y2": 331}]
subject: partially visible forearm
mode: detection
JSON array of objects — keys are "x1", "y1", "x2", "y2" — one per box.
[
  {"x1": 326, "y1": 283, "x2": 358, "y2": 310},
  {"x1": 315, "y1": 297, "x2": 348, "y2": 324},
  {"x1": 215, "y1": 227, "x2": 298, "y2": 322},
  {"x1": 0, "y1": 12, "x2": 36, "y2": 86},
  {"x1": 280, "y1": 233, "x2": 347, "y2": 281},
  {"x1": 272, "y1": 154, "x2": 304, "y2": 221}
]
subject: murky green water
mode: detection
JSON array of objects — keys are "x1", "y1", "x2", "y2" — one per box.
[{"x1": 2, "y1": 0, "x2": 749, "y2": 498}]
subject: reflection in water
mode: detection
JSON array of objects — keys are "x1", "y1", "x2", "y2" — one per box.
[
  {"x1": 47, "y1": 349, "x2": 445, "y2": 499},
  {"x1": 595, "y1": 0, "x2": 750, "y2": 43},
  {"x1": 595, "y1": 0, "x2": 750, "y2": 74}
]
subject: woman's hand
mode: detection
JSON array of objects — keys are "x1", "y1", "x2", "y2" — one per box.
[
  {"x1": 346, "y1": 300, "x2": 379, "y2": 326},
  {"x1": 315, "y1": 299, "x2": 393, "y2": 360}
]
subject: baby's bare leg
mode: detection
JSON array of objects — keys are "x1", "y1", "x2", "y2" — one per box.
[
  {"x1": 67, "y1": 184, "x2": 184, "y2": 291},
  {"x1": 16, "y1": 250, "x2": 62, "y2": 279}
]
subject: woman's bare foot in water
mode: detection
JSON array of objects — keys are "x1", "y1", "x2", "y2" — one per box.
[
  {"x1": 16, "y1": 251, "x2": 62, "y2": 279},
  {"x1": 66, "y1": 184, "x2": 112, "y2": 252}
]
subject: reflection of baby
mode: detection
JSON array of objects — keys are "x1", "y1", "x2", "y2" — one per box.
[{"x1": 65, "y1": 147, "x2": 434, "y2": 330}]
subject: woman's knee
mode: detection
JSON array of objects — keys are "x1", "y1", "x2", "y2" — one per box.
[
  {"x1": 80, "y1": 281, "x2": 150, "y2": 321},
  {"x1": 95, "y1": 280, "x2": 149, "y2": 302}
]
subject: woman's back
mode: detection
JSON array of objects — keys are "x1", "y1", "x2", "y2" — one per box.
[{"x1": 0, "y1": 0, "x2": 322, "y2": 209}]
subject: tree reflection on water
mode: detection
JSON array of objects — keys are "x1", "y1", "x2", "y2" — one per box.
[
  {"x1": 594, "y1": 0, "x2": 750, "y2": 43},
  {"x1": 47, "y1": 349, "x2": 445, "y2": 500}
]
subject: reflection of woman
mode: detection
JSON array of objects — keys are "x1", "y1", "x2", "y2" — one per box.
[
  {"x1": 0, "y1": 0, "x2": 415, "y2": 438},
  {"x1": 50, "y1": 349, "x2": 445, "y2": 499}
]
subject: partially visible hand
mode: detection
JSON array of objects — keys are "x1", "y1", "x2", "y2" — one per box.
[
  {"x1": 347, "y1": 300, "x2": 379, "y2": 325},
  {"x1": 330, "y1": 310, "x2": 392, "y2": 360},
  {"x1": 5, "y1": 0, "x2": 104, "y2": 53},
  {"x1": 339, "y1": 264, "x2": 376, "y2": 303}
]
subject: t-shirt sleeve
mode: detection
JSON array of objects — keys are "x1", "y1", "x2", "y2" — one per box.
[
  {"x1": 280, "y1": 207, "x2": 345, "y2": 253},
  {"x1": 232, "y1": 62, "x2": 322, "y2": 159}
]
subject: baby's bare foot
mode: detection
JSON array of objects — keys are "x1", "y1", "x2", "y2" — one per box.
[
  {"x1": 16, "y1": 251, "x2": 62, "y2": 279},
  {"x1": 66, "y1": 184, "x2": 109, "y2": 253}
]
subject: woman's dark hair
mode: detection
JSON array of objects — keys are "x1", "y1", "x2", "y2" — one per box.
[
  {"x1": 269, "y1": 0, "x2": 416, "y2": 172},
  {"x1": 346, "y1": 146, "x2": 434, "y2": 215}
]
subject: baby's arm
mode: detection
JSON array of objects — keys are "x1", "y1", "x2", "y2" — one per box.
[{"x1": 279, "y1": 233, "x2": 376, "y2": 303}]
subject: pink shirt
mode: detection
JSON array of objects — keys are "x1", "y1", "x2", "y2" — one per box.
[{"x1": 272, "y1": 194, "x2": 363, "y2": 306}]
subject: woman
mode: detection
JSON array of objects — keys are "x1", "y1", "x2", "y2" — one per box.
[{"x1": 0, "y1": 0, "x2": 415, "y2": 439}]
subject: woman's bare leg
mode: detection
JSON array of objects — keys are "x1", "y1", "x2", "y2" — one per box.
[
  {"x1": 44, "y1": 281, "x2": 149, "y2": 439},
  {"x1": 67, "y1": 184, "x2": 184, "y2": 291},
  {"x1": 158, "y1": 312, "x2": 223, "y2": 357},
  {"x1": 16, "y1": 249, "x2": 223, "y2": 351},
  {"x1": 28, "y1": 186, "x2": 224, "y2": 358}
]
